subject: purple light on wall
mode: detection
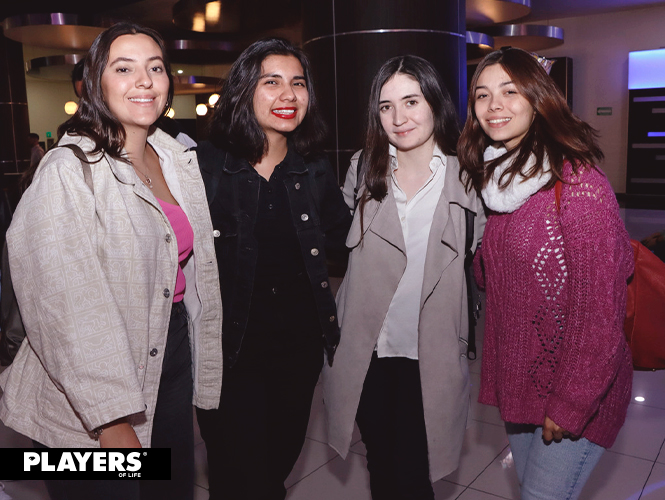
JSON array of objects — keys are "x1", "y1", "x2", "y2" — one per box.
[{"x1": 629, "y1": 48, "x2": 665, "y2": 90}]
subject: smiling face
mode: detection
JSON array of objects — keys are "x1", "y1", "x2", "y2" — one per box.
[
  {"x1": 378, "y1": 73, "x2": 435, "y2": 154},
  {"x1": 101, "y1": 33, "x2": 169, "y2": 136},
  {"x1": 474, "y1": 63, "x2": 535, "y2": 151},
  {"x1": 253, "y1": 54, "x2": 309, "y2": 141}
]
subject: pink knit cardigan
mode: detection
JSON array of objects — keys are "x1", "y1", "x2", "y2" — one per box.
[{"x1": 475, "y1": 164, "x2": 634, "y2": 448}]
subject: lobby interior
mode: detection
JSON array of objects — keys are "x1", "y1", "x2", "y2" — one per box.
[{"x1": 2, "y1": 1, "x2": 665, "y2": 499}]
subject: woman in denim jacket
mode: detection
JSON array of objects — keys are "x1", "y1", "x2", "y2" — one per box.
[{"x1": 196, "y1": 38, "x2": 352, "y2": 500}]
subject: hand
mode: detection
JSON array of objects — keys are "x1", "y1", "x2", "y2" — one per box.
[
  {"x1": 97, "y1": 419, "x2": 141, "y2": 448},
  {"x1": 542, "y1": 416, "x2": 572, "y2": 443}
]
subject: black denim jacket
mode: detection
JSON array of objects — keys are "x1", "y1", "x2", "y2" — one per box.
[{"x1": 197, "y1": 141, "x2": 352, "y2": 367}]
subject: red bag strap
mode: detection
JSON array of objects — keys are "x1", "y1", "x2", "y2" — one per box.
[{"x1": 554, "y1": 179, "x2": 563, "y2": 212}]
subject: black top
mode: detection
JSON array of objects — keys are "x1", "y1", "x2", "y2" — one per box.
[
  {"x1": 253, "y1": 147, "x2": 306, "y2": 287},
  {"x1": 197, "y1": 140, "x2": 352, "y2": 367}
]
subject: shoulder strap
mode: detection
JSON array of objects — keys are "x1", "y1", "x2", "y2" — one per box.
[
  {"x1": 58, "y1": 144, "x2": 94, "y2": 194},
  {"x1": 464, "y1": 207, "x2": 479, "y2": 360},
  {"x1": 464, "y1": 208, "x2": 475, "y2": 259}
]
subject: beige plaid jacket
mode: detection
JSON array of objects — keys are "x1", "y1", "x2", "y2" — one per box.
[{"x1": 0, "y1": 129, "x2": 223, "y2": 447}]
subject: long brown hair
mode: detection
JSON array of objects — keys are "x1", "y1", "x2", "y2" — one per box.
[
  {"x1": 57, "y1": 22, "x2": 174, "y2": 162},
  {"x1": 358, "y1": 55, "x2": 460, "y2": 219},
  {"x1": 458, "y1": 47, "x2": 603, "y2": 194}
]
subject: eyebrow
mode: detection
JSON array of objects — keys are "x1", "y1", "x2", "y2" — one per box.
[
  {"x1": 475, "y1": 80, "x2": 514, "y2": 91},
  {"x1": 108, "y1": 55, "x2": 164, "y2": 66},
  {"x1": 258, "y1": 73, "x2": 306, "y2": 80},
  {"x1": 379, "y1": 93, "x2": 421, "y2": 105}
]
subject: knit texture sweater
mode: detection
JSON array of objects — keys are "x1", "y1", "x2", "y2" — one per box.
[{"x1": 475, "y1": 164, "x2": 634, "y2": 448}]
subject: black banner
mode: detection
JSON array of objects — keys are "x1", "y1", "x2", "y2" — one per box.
[{"x1": 3, "y1": 449, "x2": 171, "y2": 480}]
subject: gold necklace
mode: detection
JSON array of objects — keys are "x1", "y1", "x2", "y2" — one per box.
[{"x1": 133, "y1": 164, "x2": 154, "y2": 189}]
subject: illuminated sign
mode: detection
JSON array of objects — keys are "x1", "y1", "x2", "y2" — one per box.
[{"x1": 629, "y1": 48, "x2": 665, "y2": 90}]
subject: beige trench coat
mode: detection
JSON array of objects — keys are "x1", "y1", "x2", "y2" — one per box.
[
  {"x1": 0, "y1": 129, "x2": 223, "y2": 448},
  {"x1": 323, "y1": 152, "x2": 485, "y2": 481}
]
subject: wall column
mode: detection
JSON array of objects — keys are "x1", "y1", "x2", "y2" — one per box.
[
  {"x1": 0, "y1": 30, "x2": 30, "y2": 208},
  {"x1": 302, "y1": 0, "x2": 466, "y2": 180}
]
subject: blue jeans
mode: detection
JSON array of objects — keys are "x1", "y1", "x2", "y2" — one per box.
[{"x1": 505, "y1": 422, "x2": 605, "y2": 500}]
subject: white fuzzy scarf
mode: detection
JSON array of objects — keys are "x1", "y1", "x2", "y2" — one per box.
[{"x1": 480, "y1": 145, "x2": 552, "y2": 213}]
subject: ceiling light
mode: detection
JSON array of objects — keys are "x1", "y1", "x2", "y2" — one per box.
[
  {"x1": 208, "y1": 93, "x2": 220, "y2": 106},
  {"x1": 173, "y1": 0, "x2": 241, "y2": 33},
  {"x1": 166, "y1": 108, "x2": 175, "y2": 118},
  {"x1": 64, "y1": 101, "x2": 78, "y2": 115},
  {"x1": 196, "y1": 103, "x2": 208, "y2": 116},
  {"x1": 205, "y1": 1, "x2": 221, "y2": 23},
  {"x1": 192, "y1": 12, "x2": 205, "y2": 32}
]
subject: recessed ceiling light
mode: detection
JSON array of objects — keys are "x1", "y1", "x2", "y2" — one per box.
[{"x1": 64, "y1": 101, "x2": 78, "y2": 115}]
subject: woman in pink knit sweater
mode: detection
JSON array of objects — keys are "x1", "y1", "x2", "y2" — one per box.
[{"x1": 458, "y1": 47, "x2": 634, "y2": 500}]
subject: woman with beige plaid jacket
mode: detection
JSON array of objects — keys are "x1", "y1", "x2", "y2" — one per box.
[{"x1": 0, "y1": 22, "x2": 222, "y2": 500}]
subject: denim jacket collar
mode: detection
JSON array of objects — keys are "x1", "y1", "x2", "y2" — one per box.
[{"x1": 220, "y1": 142, "x2": 308, "y2": 176}]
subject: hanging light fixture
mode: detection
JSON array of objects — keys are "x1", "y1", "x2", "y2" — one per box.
[
  {"x1": 1, "y1": 13, "x2": 110, "y2": 50},
  {"x1": 466, "y1": 0, "x2": 531, "y2": 27},
  {"x1": 466, "y1": 31, "x2": 494, "y2": 61},
  {"x1": 481, "y1": 24, "x2": 564, "y2": 51},
  {"x1": 64, "y1": 101, "x2": 78, "y2": 115}
]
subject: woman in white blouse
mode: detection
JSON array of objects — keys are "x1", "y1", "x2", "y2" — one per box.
[{"x1": 323, "y1": 55, "x2": 485, "y2": 499}]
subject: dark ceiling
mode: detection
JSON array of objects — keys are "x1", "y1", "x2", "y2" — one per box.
[
  {"x1": 1, "y1": 0, "x2": 664, "y2": 50},
  {"x1": 4, "y1": 0, "x2": 665, "y2": 27},
  {"x1": 523, "y1": 0, "x2": 665, "y2": 21}
]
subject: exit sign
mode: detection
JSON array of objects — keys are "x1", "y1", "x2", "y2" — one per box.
[{"x1": 597, "y1": 107, "x2": 612, "y2": 116}]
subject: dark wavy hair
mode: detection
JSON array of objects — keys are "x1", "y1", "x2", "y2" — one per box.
[
  {"x1": 458, "y1": 47, "x2": 603, "y2": 193},
  {"x1": 208, "y1": 37, "x2": 327, "y2": 164},
  {"x1": 57, "y1": 22, "x2": 174, "y2": 162},
  {"x1": 358, "y1": 55, "x2": 460, "y2": 218}
]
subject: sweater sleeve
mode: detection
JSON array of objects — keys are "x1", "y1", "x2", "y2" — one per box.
[
  {"x1": 545, "y1": 166, "x2": 633, "y2": 436},
  {"x1": 7, "y1": 152, "x2": 146, "y2": 431}
]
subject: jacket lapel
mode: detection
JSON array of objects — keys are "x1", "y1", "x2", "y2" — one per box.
[
  {"x1": 420, "y1": 156, "x2": 474, "y2": 306},
  {"x1": 346, "y1": 184, "x2": 405, "y2": 254},
  {"x1": 368, "y1": 184, "x2": 407, "y2": 255},
  {"x1": 420, "y1": 191, "x2": 458, "y2": 306}
]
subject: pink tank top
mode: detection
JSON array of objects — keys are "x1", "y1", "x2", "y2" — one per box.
[{"x1": 157, "y1": 198, "x2": 194, "y2": 303}]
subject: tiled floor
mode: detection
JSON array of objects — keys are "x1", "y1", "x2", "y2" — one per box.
[{"x1": 1, "y1": 208, "x2": 664, "y2": 500}]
